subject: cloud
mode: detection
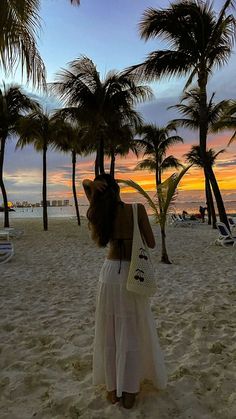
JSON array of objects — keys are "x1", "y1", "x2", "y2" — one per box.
[{"x1": 216, "y1": 159, "x2": 236, "y2": 167}]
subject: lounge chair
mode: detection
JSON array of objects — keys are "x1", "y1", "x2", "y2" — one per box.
[
  {"x1": 170, "y1": 213, "x2": 193, "y2": 227},
  {"x1": 1, "y1": 227, "x2": 24, "y2": 239},
  {"x1": 215, "y1": 222, "x2": 236, "y2": 247},
  {"x1": 0, "y1": 230, "x2": 10, "y2": 241},
  {"x1": 0, "y1": 242, "x2": 14, "y2": 264},
  {"x1": 228, "y1": 217, "x2": 236, "y2": 231}
]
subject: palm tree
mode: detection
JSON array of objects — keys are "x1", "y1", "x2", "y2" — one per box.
[
  {"x1": 134, "y1": 123, "x2": 183, "y2": 262},
  {"x1": 52, "y1": 116, "x2": 87, "y2": 226},
  {"x1": 104, "y1": 108, "x2": 142, "y2": 177},
  {"x1": 0, "y1": 0, "x2": 79, "y2": 87},
  {"x1": 0, "y1": 0, "x2": 46, "y2": 88},
  {"x1": 185, "y1": 146, "x2": 225, "y2": 228},
  {"x1": 118, "y1": 165, "x2": 191, "y2": 264},
  {"x1": 50, "y1": 56, "x2": 152, "y2": 175},
  {"x1": 170, "y1": 88, "x2": 231, "y2": 227},
  {"x1": 107, "y1": 137, "x2": 139, "y2": 178},
  {"x1": 16, "y1": 107, "x2": 56, "y2": 231},
  {"x1": 127, "y1": 0, "x2": 235, "y2": 228},
  {"x1": 0, "y1": 84, "x2": 37, "y2": 227},
  {"x1": 135, "y1": 123, "x2": 183, "y2": 188}
]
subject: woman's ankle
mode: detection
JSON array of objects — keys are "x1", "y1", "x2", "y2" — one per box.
[{"x1": 122, "y1": 392, "x2": 136, "y2": 409}]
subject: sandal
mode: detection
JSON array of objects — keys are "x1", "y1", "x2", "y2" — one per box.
[{"x1": 122, "y1": 392, "x2": 136, "y2": 409}]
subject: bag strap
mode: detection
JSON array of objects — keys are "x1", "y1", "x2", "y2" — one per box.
[
  {"x1": 132, "y1": 203, "x2": 147, "y2": 246},
  {"x1": 132, "y1": 203, "x2": 141, "y2": 240}
]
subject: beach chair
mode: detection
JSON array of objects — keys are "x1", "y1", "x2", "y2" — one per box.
[
  {"x1": 170, "y1": 213, "x2": 192, "y2": 227},
  {"x1": 0, "y1": 242, "x2": 14, "y2": 264},
  {"x1": 2, "y1": 227, "x2": 24, "y2": 239},
  {"x1": 228, "y1": 217, "x2": 236, "y2": 231},
  {"x1": 215, "y1": 222, "x2": 236, "y2": 247},
  {"x1": 0, "y1": 230, "x2": 10, "y2": 241}
]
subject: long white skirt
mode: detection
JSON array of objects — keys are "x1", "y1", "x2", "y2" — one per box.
[{"x1": 93, "y1": 259, "x2": 167, "y2": 398}]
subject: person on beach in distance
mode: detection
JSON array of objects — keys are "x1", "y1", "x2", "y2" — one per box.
[
  {"x1": 82, "y1": 173, "x2": 167, "y2": 409},
  {"x1": 199, "y1": 205, "x2": 207, "y2": 223}
]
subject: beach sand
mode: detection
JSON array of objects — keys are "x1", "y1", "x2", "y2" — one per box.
[{"x1": 0, "y1": 218, "x2": 235, "y2": 419}]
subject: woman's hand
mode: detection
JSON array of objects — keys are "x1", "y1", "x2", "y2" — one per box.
[
  {"x1": 82, "y1": 178, "x2": 108, "y2": 202},
  {"x1": 82, "y1": 179, "x2": 93, "y2": 202}
]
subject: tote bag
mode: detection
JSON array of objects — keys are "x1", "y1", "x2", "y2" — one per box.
[{"x1": 126, "y1": 203, "x2": 157, "y2": 297}]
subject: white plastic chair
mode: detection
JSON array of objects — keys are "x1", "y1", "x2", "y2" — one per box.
[
  {"x1": 228, "y1": 217, "x2": 236, "y2": 231},
  {"x1": 215, "y1": 222, "x2": 236, "y2": 247},
  {"x1": 2, "y1": 227, "x2": 24, "y2": 239},
  {"x1": 0, "y1": 242, "x2": 14, "y2": 264}
]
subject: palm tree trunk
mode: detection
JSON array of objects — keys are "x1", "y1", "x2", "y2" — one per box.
[
  {"x1": 72, "y1": 150, "x2": 81, "y2": 226},
  {"x1": 160, "y1": 225, "x2": 171, "y2": 264},
  {"x1": 205, "y1": 178, "x2": 211, "y2": 225},
  {"x1": 156, "y1": 161, "x2": 171, "y2": 263},
  {"x1": 110, "y1": 148, "x2": 115, "y2": 178},
  {"x1": 198, "y1": 74, "x2": 228, "y2": 229},
  {"x1": 207, "y1": 164, "x2": 229, "y2": 228},
  {"x1": 0, "y1": 137, "x2": 10, "y2": 228},
  {"x1": 95, "y1": 153, "x2": 99, "y2": 177},
  {"x1": 98, "y1": 137, "x2": 105, "y2": 174},
  {"x1": 205, "y1": 172, "x2": 217, "y2": 228},
  {"x1": 42, "y1": 144, "x2": 48, "y2": 231}
]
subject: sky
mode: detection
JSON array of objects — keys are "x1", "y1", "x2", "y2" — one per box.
[{"x1": 1, "y1": 0, "x2": 236, "y2": 206}]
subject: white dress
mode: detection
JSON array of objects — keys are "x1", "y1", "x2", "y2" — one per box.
[{"x1": 93, "y1": 259, "x2": 167, "y2": 398}]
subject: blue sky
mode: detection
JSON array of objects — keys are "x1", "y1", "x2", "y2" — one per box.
[{"x1": 1, "y1": 0, "x2": 236, "y2": 204}]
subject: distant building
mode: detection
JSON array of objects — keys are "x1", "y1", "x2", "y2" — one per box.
[
  {"x1": 63, "y1": 200, "x2": 69, "y2": 206},
  {"x1": 51, "y1": 200, "x2": 57, "y2": 206},
  {"x1": 41, "y1": 200, "x2": 50, "y2": 207},
  {"x1": 57, "y1": 200, "x2": 62, "y2": 207},
  {"x1": 22, "y1": 201, "x2": 30, "y2": 207}
]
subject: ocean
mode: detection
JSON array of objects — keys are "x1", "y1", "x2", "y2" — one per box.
[{"x1": 1, "y1": 201, "x2": 236, "y2": 219}]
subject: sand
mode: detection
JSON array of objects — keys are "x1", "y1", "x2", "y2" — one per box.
[{"x1": 0, "y1": 218, "x2": 235, "y2": 419}]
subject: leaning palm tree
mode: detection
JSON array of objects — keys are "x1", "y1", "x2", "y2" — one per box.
[
  {"x1": 127, "y1": 0, "x2": 235, "y2": 228},
  {"x1": 52, "y1": 116, "x2": 88, "y2": 226},
  {"x1": 118, "y1": 165, "x2": 191, "y2": 264},
  {"x1": 170, "y1": 88, "x2": 231, "y2": 227},
  {"x1": 16, "y1": 107, "x2": 56, "y2": 231},
  {"x1": 135, "y1": 123, "x2": 183, "y2": 188},
  {"x1": 0, "y1": 84, "x2": 37, "y2": 227},
  {"x1": 50, "y1": 56, "x2": 152, "y2": 175},
  {"x1": 185, "y1": 146, "x2": 225, "y2": 228}
]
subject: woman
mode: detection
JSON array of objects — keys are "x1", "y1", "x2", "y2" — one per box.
[{"x1": 83, "y1": 174, "x2": 167, "y2": 409}]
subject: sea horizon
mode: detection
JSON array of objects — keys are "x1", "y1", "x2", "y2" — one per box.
[{"x1": 1, "y1": 200, "x2": 236, "y2": 219}]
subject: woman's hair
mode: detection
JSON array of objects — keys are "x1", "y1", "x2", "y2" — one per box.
[{"x1": 87, "y1": 174, "x2": 120, "y2": 247}]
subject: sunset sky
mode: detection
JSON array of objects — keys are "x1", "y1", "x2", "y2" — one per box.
[{"x1": 1, "y1": 0, "x2": 236, "y2": 206}]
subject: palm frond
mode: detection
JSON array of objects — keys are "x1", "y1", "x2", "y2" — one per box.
[
  {"x1": 0, "y1": 0, "x2": 46, "y2": 89},
  {"x1": 116, "y1": 179, "x2": 159, "y2": 219},
  {"x1": 160, "y1": 156, "x2": 183, "y2": 170},
  {"x1": 125, "y1": 50, "x2": 192, "y2": 81},
  {"x1": 227, "y1": 130, "x2": 236, "y2": 146},
  {"x1": 158, "y1": 165, "x2": 192, "y2": 217},
  {"x1": 135, "y1": 158, "x2": 156, "y2": 171}
]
